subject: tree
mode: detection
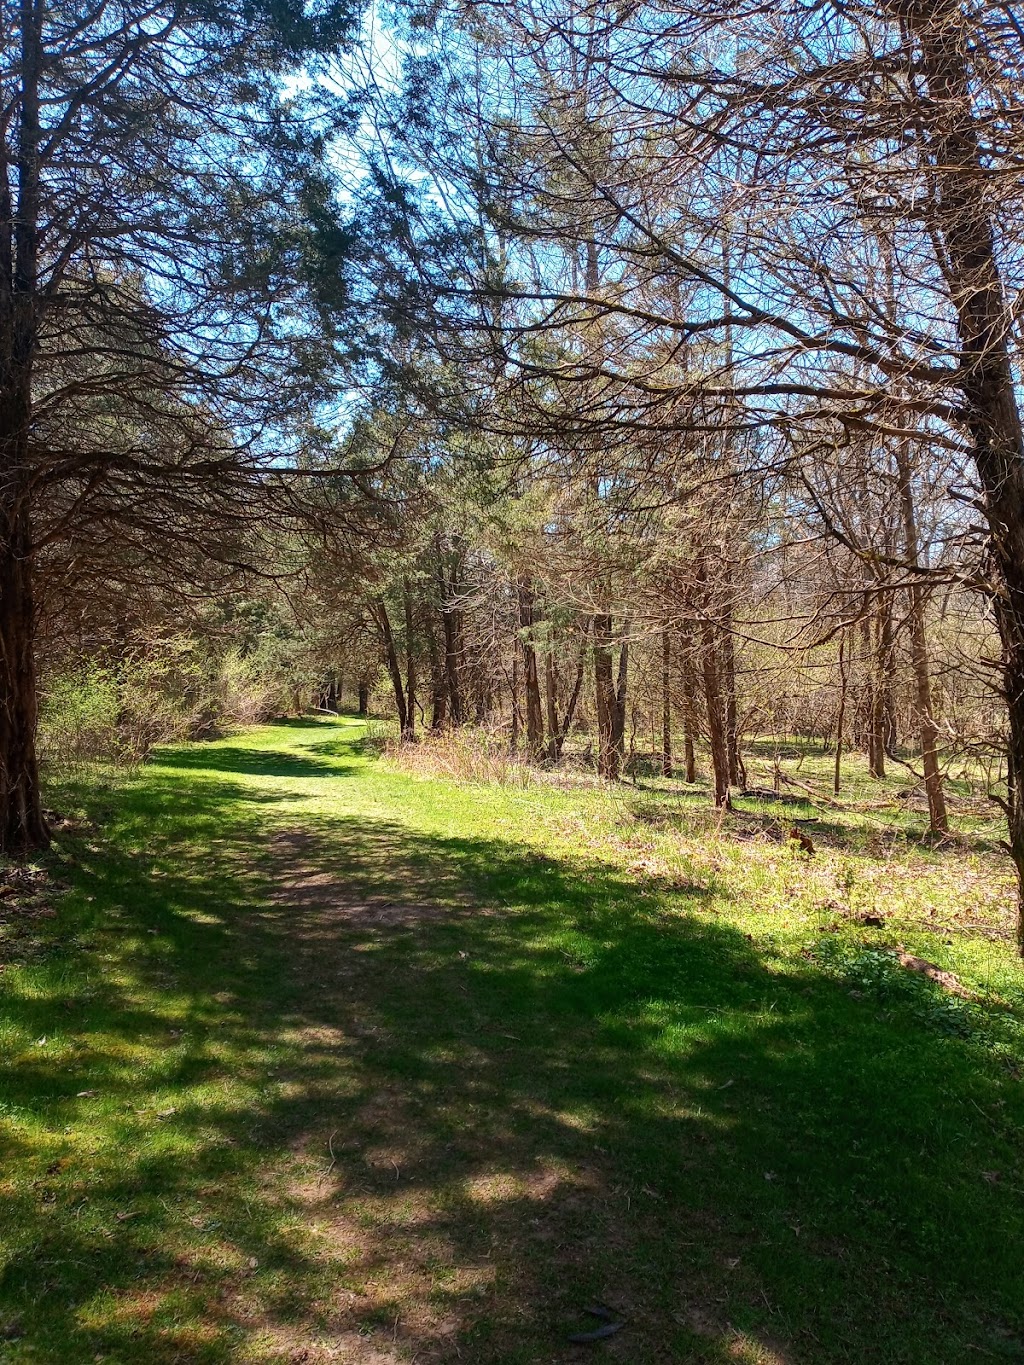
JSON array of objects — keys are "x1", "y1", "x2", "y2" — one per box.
[
  {"x1": 363, "y1": 0, "x2": 1024, "y2": 947},
  {"x1": 0, "y1": 0, "x2": 359, "y2": 851}
]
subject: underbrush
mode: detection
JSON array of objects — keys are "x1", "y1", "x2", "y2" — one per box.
[
  {"x1": 379, "y1": 725, "x2": 1020, "y2": 1001},
  {"x1": 38, "y1": 641, "x2": 290, "y2": 774},
  {"x1": 809, "y1": 935, "x2": 1023, "y2": 1048}
]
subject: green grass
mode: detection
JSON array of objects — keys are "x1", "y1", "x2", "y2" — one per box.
[{"x1": 1, "y1": 716, "x2": 1023, "y2": 1363}]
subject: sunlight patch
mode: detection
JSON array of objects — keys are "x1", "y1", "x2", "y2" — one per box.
[{"x1": 726, "y1": 1331, "x2": 792, "y2": 1364}]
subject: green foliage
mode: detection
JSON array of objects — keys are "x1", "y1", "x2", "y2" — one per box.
[
  {"x1": 38, "y1": 668, "x2": 121, "y2": 773},
  {"x1": 39, "y1": 637, "x2": 294, "y2": 771},
  {"x1": 810, "y1": 938, "x2": 976, "y2": 1037}
]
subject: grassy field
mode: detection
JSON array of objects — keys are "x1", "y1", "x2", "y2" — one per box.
[{"x1": 1, "y1": 716, "x2": 1023, "y2": 1364}]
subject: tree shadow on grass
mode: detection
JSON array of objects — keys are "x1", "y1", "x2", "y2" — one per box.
[
  {"x1": 148, "y1": 746, "x2": 357, "y2": 782},
  {"x1": 2, "y1": 732, "x2": 1023, "y2": 1364},
  {"x1": 627, "y1": 779, "x2": 1006, "y2": 859}
]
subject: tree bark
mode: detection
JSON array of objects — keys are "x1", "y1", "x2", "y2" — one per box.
[
  {"x1": 593, "y1": 610, "x2": 626, "y2": 779},
  {"x1": 879, "y1": 600, "x2": 897, "y2": 760},
  {"x1": 509, "y1": 651, "x2": 520, "y2": 753},
  {"x1": 612, "y1": 625, "x2": 629, "y2": 765},
  {"x1": 661, "y1": 626, "x2": 673, "y2": 777},
  {"x1": 593, "y1": 610, "x2": 615, "y2": 777},
  {"x1": 544, "y1": 651, "x2": 560, "y2": 763},
  {"x1": 0, "y1": 0, "x2": 48, "y2": 855},
  {"x1": 680, "y1": 625, "x2": 698, "y2": 783},
  {"x1": 693, "y1": 567, "x2": 731, "y2": 802},
  {"x1": 861, "y1": 594, "x2": 892, "y2": 779},
  {"x1": 438, "y1": 549, "x2": 463, "y2": 727},
  {"x1": 425, "y1": 617, "x2": 447, "y2": 731},
  {"x1": 721, "y1": 599, "x2": 743, "y2": 786},
  {"x1": 905, "y1": 0, "x2": 1024, "y2": 939},
  {"x1": 518, "y1": 579, "x2": 544, "y2": 759},
  {"x1": 895, "y1": 445, "x2": 949, "y2": 834},
  {"x1": 554, "y1": 634, "x2": 587, "y2": 761},
  {"x1": 699, "y1": 600, "x2": 731, "y2": 809},
  {"x1": 834, "y1": 629, "x2": 848, "y2": 798},
  {"x1": 402, "y1": 578, "x2": 417, "y2": 740},
  {"x1": 0, "y1": 487, "x2": 47, "y2": 853},
  {"x1": 374, "y1": 599, "x2": 408, "y2": 738},
  {"x1": 868, "y1": 592, "x2": 896, "y2": 777}
]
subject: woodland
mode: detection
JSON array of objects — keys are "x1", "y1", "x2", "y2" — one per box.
[
  {"x1": 3, "y1": 0, "x2": 1024, "y2": 1359},
  {"x1": 8, "y1": 0, "x2": 1024, "y2": 916}
]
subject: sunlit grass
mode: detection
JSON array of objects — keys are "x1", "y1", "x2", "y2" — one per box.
[{"x1": 0, "y1": 717, "x2": 1021, "y2": 1362}]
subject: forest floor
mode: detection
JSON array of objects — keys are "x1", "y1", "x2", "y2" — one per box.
[{"x1": 2, "y1": 716, "x2": 1024, "y2": 1364}]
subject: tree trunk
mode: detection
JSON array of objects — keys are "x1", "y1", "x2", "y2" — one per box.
[
  {"x1": 440, "y1": 586, "x2": 462, "y2": 728},
  {"x1": 700, "y1": 610, "x2": 731, "y2": 809},
  {"x1": 518, "y1": 579, "x2": 544, "y2": 759},
  {"x1": 863, "y1": 595, "x2": 888, "y2": 779},
  {"x1": 0, "y1": 489, "x2": 47, "y2": 853},
  {"x1": 721, "y1": 601, "x2": 743, "y2": 786},
  {"x1": 661, "y1": 627, "x2": 673, "y2": 777},
  {"x1": 554, "y1": 635, "x2": 587, "y2": 760},
  {"x1": 357, "y1": 679, "x2": 369, "y2": 716},
  {"x1": 868, "y1": 593, "x2": 896, "y2": 777},
  {"x1": 834, "y1": 629, "x2": 848, "y2": 798},
  {"x1": 896, "y1": 441, "x2": 948, "y2": 834},
  {"x1": 612, "y1": 625, "x2": 629, "y2": 766},
  {"x1": 509, "y1": 651, "x2": 520, "y2": 753},
  {"x1": 425, "y1": 619, "x2": 447, "y2": 731},
  {"x1": 442, "y1": 607, "x2": 461, "y2": 726},
  {"x1": 879, "y1": 599, "x2": 897, "y2": 759},
  {"x1": 544, "y1": 652, "x2": 560, "y2": 763},
  {"x1": 854, "y1": 603, "x2": 872, "y2": 753},
  {"x1": 374, "y1": 599, "x2": 408, "y2": 738},
  {"x1": 0, "y1": 3, "x2": 48, "y2": 855},
  {"x1": 593, "y1": 610, "x2": 615, "y2": 777},
  {"x1": 907, "y1": 1, "x2": 1023, "y2": 940},
  {"x1": 593, "y1": 610, "x2": 626, "y2": 779},
  {"x1": 402, "y1": 579, "x2": 417, "y2": 740},
  {"x1": 680, "y1": 626, "x2": 697, "y2": 783}
]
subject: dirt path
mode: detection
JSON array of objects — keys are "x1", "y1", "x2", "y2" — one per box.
[{"x1": 244, "y1": 824, "x2": 662, "y2": 1365}]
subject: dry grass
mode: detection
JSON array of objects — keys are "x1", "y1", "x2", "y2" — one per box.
[{"x1": 387, "y1": 727, "x2": 538, "y2": 789}]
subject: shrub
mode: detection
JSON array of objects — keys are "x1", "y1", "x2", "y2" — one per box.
[
  {"x1": 38, "y1": 668, "x2": 122, "y2": 773},
  {"x1": 39, "y1": 635, "x2": 294, "y2": 771}
]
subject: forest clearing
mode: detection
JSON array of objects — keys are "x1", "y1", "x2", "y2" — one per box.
[{"x1": 1, "y1": 716, "x2": 1022, "y2": 1363}]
